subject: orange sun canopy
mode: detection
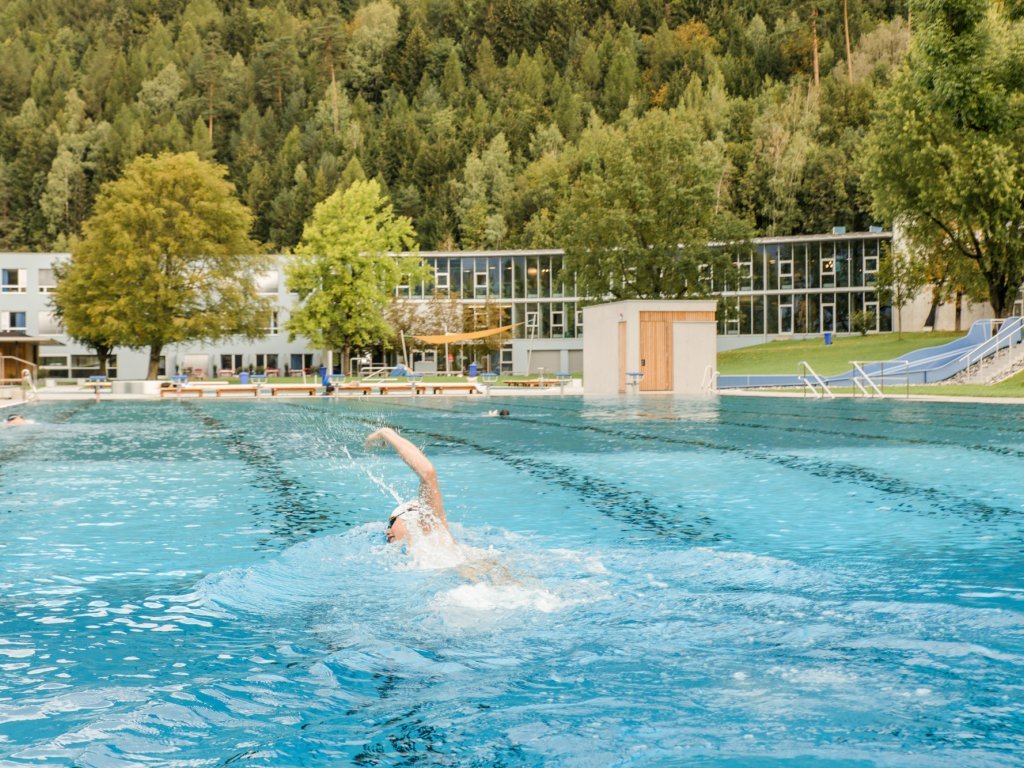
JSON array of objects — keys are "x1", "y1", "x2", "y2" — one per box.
[{"x1": 411, "y1": 323, "x2": 520, "y2": 345}]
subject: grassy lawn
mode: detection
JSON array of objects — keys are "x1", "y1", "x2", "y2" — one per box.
[{"x1": 717, "y1": 332, "x2": 964, "y2": 376}]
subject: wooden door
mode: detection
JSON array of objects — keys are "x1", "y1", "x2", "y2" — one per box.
[
  {"x1": 640, "y1": 314, "x2": 673, "y2": 391},
  {"x1": 639, "y1": 310, "x2": 716, "y2": 392}
]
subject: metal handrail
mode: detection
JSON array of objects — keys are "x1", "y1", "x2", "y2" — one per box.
[
  {"x1": 700, "y1": 365, "x2": 719, "y2": 393},
  {"x1": 798, "y1": 361, "x2": 834, "y2": 399},
  {"x1": 21, "y1": 368, "x2": 37, "y2": 400},
  {"x1": 959, "y1": 317, "x2": 1023, "y2": 369},
  {"x1": 850, "y1": 361, "x2": 885, "y2": 397}
]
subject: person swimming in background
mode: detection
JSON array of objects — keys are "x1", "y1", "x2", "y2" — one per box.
[
  {"x1": 364, "y1": 427, "x2": 455, "y2": 548},
  {"x1": 3, "y1": 414, "x2": 28, "y2": 427},
  {"x1": 484, "y1": 409, "x2": 510, "y2": 417}
]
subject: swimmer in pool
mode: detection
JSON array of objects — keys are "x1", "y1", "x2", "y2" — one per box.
[
  {"x1": 3, "y1": 414, "x2": 27, "y2": 427},
  {"x1": 365, "y1": 427, "x2": 520, "y2": 583},
  {"x1": 364, "y1": 427, "x2": 454, "y2": 546}
]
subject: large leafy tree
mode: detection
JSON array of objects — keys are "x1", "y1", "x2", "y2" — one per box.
[
  {"x1": 556, "y1": 108, "x2": 748, "y2": 301},
  {"x1": 285, "y1": 178, "x2": 420, "y2": 375},
  {"x1": 863, "y1": 0, "x2": 1024, "y2": 316},
  {"x1": 52, "y1": 152, "x2": 269, "y2": 379}
]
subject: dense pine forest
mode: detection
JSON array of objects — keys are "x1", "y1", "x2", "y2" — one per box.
[{"x1": 0, "y1": 0, "x2": 912, "y2": 253}]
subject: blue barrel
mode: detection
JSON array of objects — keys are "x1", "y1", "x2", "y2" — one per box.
[
  {"x1": 823, "y1": 332, "x2": 833, "y2": 345},
  {"x1": 239, "y1": 372, "x2": 249, "y2": 384},
  {"x1": 469, "y1": 363, "x2": 478, "y2": 377}
]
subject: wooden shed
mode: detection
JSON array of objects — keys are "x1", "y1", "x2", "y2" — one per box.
[
  {"x1": 582, "y1": 300, "x2": 717, "y2": 395},
  {"x1": 0, "y1": 332, "x2": 59, "y2": 383}
]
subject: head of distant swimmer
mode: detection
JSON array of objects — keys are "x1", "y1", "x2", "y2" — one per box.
[
  {"x1": 5, "y1": 414, "x2": 25, "y2": 425},
  {"x1": 499, "y1": 409, "x2": 509, "y2": 417}
]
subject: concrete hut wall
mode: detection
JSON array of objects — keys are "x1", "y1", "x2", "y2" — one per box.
[{"x1": 583, "y1": 300, "x2": 717, "y2": 395}]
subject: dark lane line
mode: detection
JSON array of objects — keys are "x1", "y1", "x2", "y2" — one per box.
[
  {"x1": 323, "y1": 398, "x2": 1022, "y2": 526},
  {"x1": 281, "y1": 401, "x2": 723, "y2": 543},
  {"x1": 182, "y1": 401, "x2": 347, "y2": 547}
]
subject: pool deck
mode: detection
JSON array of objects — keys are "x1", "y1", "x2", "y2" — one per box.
[{"x1": 4, "y1": 380, "x2": 1023, "y2": 406}]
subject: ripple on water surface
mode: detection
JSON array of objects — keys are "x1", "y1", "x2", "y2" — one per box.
[{"x1": 0, "y1": 398, "x2": 1022, "y2": 766}]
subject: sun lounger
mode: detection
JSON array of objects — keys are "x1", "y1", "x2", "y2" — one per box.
[
  {"x1": 376, "y1": 383, "x2": 413, "y2": 395},
  {"x1": 332, "y1": 384, "x2": 373, "y2": 395},
  {"x1": 161, "y1": 387, "x2": 204, "y2": 397},
  {"x1": 414, "y1": 383, "x2": 481, "y2": 395},
  {"x1": 216, "y1": 386, "x2": 259, "y2": 397},
  {"x1": 271, "y1": 385, "x2": 319, "y2": 396}
]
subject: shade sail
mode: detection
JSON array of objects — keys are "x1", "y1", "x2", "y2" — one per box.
[{"x1": 411, "y1": 323, "x2": 519, "y2": 344}]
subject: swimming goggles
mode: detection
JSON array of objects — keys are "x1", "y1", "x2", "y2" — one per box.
[{"x1": 386, "y1": 508, "x2": 410, "y2": 531}]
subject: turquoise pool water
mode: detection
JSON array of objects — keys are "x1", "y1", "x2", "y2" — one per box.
[{"x1": 1, "y1": 396, "x2": 1022, "y2": 767}]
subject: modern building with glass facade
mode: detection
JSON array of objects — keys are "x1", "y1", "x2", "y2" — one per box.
[
  {"x1": 1, "y1": 229, "x2": 920, "y2": 380},
  {"x1": 395, "y1": 249, "x2": 582, "y2": 374},
  {"x1": 715, "y1": 230, "x2": 893, "y2": 341}
]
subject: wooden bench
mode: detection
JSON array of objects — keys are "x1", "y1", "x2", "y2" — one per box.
[
  {"x1": 377, "y1": 383, "x2": 414, "y2": 395},
  {"x1": 161, "y1": 387, "x2": 205, "y2": 398},
  {"x1": 216, "y1": 386, "x2": 259, "y2": 397},
  {"x1": 332, "y1": 384, "x2": 373, "y2": 395},
  {"x1": 271, "y1": 385, "x2": 319, "y2": 396},
  {"x1": 505, "y1": 379, "x2": 560, "y2": 388},
  {"x1": 415, "y1": 383, "x2": 481, "y2": 395}
]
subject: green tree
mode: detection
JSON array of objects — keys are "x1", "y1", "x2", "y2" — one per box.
[
  {"x1": 285, "y1": 179, "x2": 420, "y2": 374},
  {"x1": 51, "y1": 152, "x2": 269, "y2": 379},
  {"x1": 50, "y1": 256, "x2": 119, "y2": 376},
  {"x1": 556, "y1": 109, "x2": 747, "y2": 300},
  {"x1": 863, "y1": 0, "x2": 1024, "y2": 317},
  {"x1": 876, "y1": 242, "x2": 927, "y2": 337}
]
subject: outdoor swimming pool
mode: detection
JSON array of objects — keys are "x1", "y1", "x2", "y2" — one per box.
[{"x1": 1, "y1": 396, "x2": 1022, "y2": 766}]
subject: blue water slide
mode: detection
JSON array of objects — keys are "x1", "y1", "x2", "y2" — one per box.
[{"x1": 717, "y1": 317, "x2": 1024, "y2": 389}]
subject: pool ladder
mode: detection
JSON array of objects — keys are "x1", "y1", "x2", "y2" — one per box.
[{"x1": 798, "y1": 361, "x2": 834, "y2": 399}]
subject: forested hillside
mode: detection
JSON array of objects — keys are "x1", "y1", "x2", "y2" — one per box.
[{"x1": 0, "y1": 0, "x2": 911, "y2": 252}]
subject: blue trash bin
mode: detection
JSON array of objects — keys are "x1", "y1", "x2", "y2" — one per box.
[
  {"x1": 469, "y1": 363, "x2": 478, "y2": 377},
  {"x1": 823, "y1": 332, "x2": 833, "y2": 345},
  {"x1": 239, "y1": 372, "x2": 249, "y2": 384}
]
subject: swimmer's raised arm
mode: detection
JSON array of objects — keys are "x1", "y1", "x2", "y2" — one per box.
[{"x1": 364, "y1": 427, "x2": 446, "y2": 524}]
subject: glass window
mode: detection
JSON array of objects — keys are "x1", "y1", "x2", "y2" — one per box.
[
  {"x1": 461, "y1": 259, "x2": 474, "y2": 299},
  {"x1": 37, "y1": 311, "x2": 61, "y2": 335},
  {"x1": 778, "y1": 258, "x2": 793, "y2": 290},
  {"x1": 1, "y1": 311, "x2": 26, "y2": 331},
  {"x1": 435, "y1": 260, "x2": 449, "y2": 291},
  {"x1": 488, "y1": 259, "x2": 499, "y2": 297},
  {"x1": 526, "y1": 257, "x2": 540, "y2": 297},
  {"x1": 502, "y1": 257, "x2": 513, "y2": 299},
  {"x1": 448, "y1": 259, "x2": 462, "y2": 294},
  {"x1": 551, "y1": 307, "x2": 564, "y2": 337},
  {"x1": 221, "y1": 354, "x2": 243, "y2": 372},
  {"x1": 541, "y1": 257, "x2": 554, "y2": 298},
  {"x1": 255, "y1": 353, "x2": 279, "y2": 371},
  {"x1": 71, "y1": 354, "x2": 100, "y2": 368},
  {"x1": 735, "y1": 260, "x2": 753, "y2": 291},
  {"x1": 791, "y1": 243, "x2": 806, "y2": 289},
  {"x1": 835, "y1": 242, "x2": 850, "y2": 287},
  {"x1": 39, "y1": 356, "x2": 68, "y2": 368},
  {"x1": 256, "y1": 271, "x2": 279, "y2": 294},
  {"x1": 38, "y1": 268, "x2": 56, "y2": 292},
  {"x1": 290, "y1": 353, "x2": 314, "y2": 373},
  {"x1": 820, "y1": 246, "x2": 836, "y2": 287},
  {"x1": 1, "y1": 268, "x2": 26, "y2": 293},
  {"x1": 778, "y1": 298, "x2": 794, "y2": 334}
]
